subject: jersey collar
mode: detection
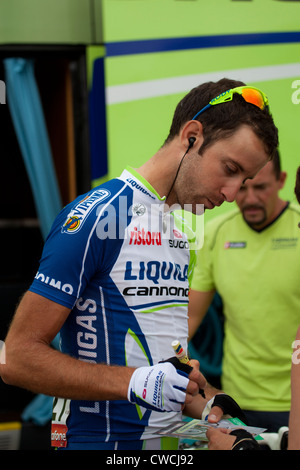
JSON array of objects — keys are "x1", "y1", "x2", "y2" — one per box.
[
  {"x1": 120, "y1": 166, "x2": 166, "y2": 203},
  {"x1": 247, "y1": 201, "x2": 289, "y2": 233}
]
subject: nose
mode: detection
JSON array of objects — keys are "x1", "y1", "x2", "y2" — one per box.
[
  {"x1": 241, "y1": 186, "x2": 258, "y2": 204},
  {"x1": 221, "y1": 181, "x2": 243, "y2": 203}
]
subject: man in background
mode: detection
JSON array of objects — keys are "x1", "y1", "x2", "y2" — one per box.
[{"x1": 189, "y1": 151, "x2": 300, "y2": 432}]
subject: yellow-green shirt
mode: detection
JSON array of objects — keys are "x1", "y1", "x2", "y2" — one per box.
[{"x1": 191, "y1": 203, "x2": 300, "y2": 411}]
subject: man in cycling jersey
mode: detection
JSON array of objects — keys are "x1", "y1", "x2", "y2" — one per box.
[{"x1": 1, "y1": 78, "x2": 278, "y2": 450}]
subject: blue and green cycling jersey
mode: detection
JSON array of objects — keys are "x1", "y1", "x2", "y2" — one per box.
[{"x1": 29, "y1": 167, "x2": 197, "y2": 446}]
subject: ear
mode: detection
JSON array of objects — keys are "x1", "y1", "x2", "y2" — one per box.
[
  {"x1": 180, "y1": 120, "x2": 204, "y2": 150},
  {"x1": 278, "y1": 171, "x2": 287, "y2": 190}
]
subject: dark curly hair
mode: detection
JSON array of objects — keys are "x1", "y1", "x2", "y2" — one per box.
[{"x1": 164, "y1": 78, "x2": 278, "y2": 158}]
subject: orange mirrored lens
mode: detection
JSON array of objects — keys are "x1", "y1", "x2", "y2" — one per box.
[{"x1": 241, "y1": 88, "x2": 264, "y2": 109}]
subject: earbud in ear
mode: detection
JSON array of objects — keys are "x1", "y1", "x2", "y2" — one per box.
[
  {"x1": 166, "y1": 136, "x2": 196, "y2": 200},
  {"x1": 188, "y1": 137, "x2": 196, "y2": 149}
]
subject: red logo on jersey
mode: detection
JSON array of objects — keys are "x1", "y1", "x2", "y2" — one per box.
[
  {"x1": 173, "y1": 229, "x2": 182, "y2": 238},
  {"x1": 129, "y1": 227, "x2": 161, "y2": 246},
  {"x1": 51, "y1": 423, "x2": 68, "y2": 448}
]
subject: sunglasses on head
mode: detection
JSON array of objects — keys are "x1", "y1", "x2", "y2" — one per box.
[{"x1": 192, "y1": 86, "x2": 269, "y2": 120}]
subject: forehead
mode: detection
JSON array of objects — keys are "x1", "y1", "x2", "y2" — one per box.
[
  {"x1": 243, "y1": 160, "x2": 276, "y2": 185},
  {"x1": 216, "y1": 125, "x2": 270, "y2": 176}
]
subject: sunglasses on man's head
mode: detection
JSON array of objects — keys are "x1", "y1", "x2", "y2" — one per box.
[{"x1": 192, "y1": 86, "x2": 269, "y2": 120}]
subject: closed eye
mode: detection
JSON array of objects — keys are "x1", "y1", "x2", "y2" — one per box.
[
  {"x1": 253, "y1": 184, "x2": 267, "y2": 191},
  {"x1": 225, "y1": 164, "x2": 238, "y2": 176}
]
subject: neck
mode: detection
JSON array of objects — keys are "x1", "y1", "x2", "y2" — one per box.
[{"x1": 136, "y1": 143, "x2": 182, "y2": 203}]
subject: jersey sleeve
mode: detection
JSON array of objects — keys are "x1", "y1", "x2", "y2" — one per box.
[
  {"x1": 29, "y1": 206, "x2": 102, "y2": 308},
  {"x1": 29, "y1": 183, "x2": 129, "y2": 309}
]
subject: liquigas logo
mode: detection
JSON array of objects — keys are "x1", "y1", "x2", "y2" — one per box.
[{"x1": 62, "y1": 189, "x2": 111, "y2": 234}]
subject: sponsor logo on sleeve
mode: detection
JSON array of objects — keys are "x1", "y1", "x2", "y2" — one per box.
[{"x1": 61, "y1": 189, "x2": 110, "y2": 234}]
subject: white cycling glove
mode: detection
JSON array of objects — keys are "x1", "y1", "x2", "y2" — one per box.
[{"x1": 127, "y1": 361, "x2": 191, "y2": 412}]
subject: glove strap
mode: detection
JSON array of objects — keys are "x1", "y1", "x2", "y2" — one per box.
[
  {"x1": 201, "y1": 394, "x2": 248, "y2": 425},
  {"x1": 230, "y1": 429, "x2": 260, "y2": 450},
  {"x1": 159, "y1": 356, "x2": 192, "y2": 375},
  {"x1": 211, "y1": 394, "x2": 248, "y2": 424}
]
